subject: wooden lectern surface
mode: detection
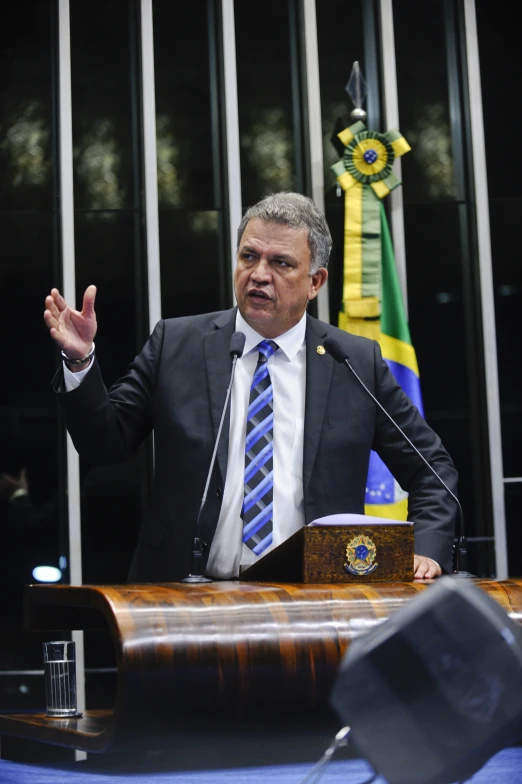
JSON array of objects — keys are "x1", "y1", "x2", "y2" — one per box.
[{"x1": 0, "y1": 579, "x2": 521, "y2": 753}]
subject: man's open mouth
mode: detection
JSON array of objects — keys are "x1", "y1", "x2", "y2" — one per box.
[{"x1": 248, "y1": 290, "x2": 271, "y2": 300}]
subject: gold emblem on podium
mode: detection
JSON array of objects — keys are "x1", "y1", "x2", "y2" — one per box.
[{"x1": 344, "y1": 534, "x2": 378, "y2": 576}]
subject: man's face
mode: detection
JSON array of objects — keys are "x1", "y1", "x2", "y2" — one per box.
[{"x1": 234, "y1": 218, "x2": 328, "y2": 338}]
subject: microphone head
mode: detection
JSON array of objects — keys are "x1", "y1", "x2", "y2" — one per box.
[
  {"x1": 230, "y1": 331, "x2": 246, "y2": 358},
  {"x1": 323, "y1": 336, "x2": 348, "y2": 364}
]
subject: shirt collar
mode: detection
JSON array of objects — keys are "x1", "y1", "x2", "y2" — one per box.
[{"x1": 235, "y1": 310, "x2": 307, "y2": 361}]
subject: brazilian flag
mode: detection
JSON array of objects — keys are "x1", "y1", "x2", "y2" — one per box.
[{"x1": 364, "y1": 202, "x2": 424, "y2": 519}]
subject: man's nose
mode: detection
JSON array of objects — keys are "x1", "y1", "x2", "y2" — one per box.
[{"x1": 251, "y1": 259, "x2": 271, "y2": 282}]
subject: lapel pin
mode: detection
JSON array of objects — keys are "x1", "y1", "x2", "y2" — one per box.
[{"x1": 316, "y1": 345, "x2": 326, "y2": 355}]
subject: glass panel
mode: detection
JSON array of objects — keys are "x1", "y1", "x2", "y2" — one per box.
[
  {"x1": 235, "y1": 0, "x2": 299, "y2": 204},
  {"x1": 488, "y1": 199, "x2": 522, "y2": 478},
  {"x1": 74, "y1": 208, "x2": 147, "y2": 585},
  {"x1": 154, "y1": 0, "x2": 228, "y2": 317},
  {"x1": 73, "y1": 211, "x2": 142, "y2": 383},
  {"x1": 324, "y1": 201, "x2": 345, "y2": 326},
  {"x1": 153, "y1": 0, "x2": 219, "y2": 210},
  {"x1": 467, "y1": 539, "x2": 495, "y2": 581},
  {"x1": 394, "y1": 2, "x2": 492, "y2": 574},
  {"x1": 404, "y1": 202, "x2": 478, "y2": 534},
  {"x1": 0, "y1": 2, "x2": 64, "y2": 624},
  {"x1": 393, "y1": 0, "x2": 456, "y2": 204},
  {"x1": 70, "y1": 3, "x2": 148, "y2": 692},
  {"x1": 316, "y1": 0, "x2": 367, "y2": 322},
  {"x1": 0, "y1": 2, "x2": 54, "y2": 211},
  {"x1": 316, "y1": 0, "x2": 366, "y2": 206},
  {"x1": 405, "y1": 203, "x2": 467, "y2": 409},
  {"x1": 0, "y1": 1, "x2": 65, "y2": 687},
  {"x1": 70, "y1": 2, "x2": 148, "y2": 595},
  {"x1": 70, "y1": 0, "x2": 135, "y2": 211},
  {"x1": 1, "y1": 214, "x2": 57, "y2": 407},
  {"x1": 476, "y1": 1, "x2": 522, "y2": 573},
  {"x1": 500, "y1": 411, "x2": 522, "y2": 481},
  {"x1": 80, "y1": 455, "x2": 145, "y2": 586},
  {"x1": 476, "y1": 0, "x2": 522, "y2": 200},
  {"x1": 505, "y1": 484, "x2": 522, "y2": 578},
  {"x1": 159, "y1": 210, "x2": 224, "y2": 318}
]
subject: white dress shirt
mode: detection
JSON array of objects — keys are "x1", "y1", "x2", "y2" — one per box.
[{"x1": 206, "y1": 311, "x2": 306, "y2": 578}]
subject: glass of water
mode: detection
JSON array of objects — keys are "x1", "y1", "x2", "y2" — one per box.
[{"x1": 43, "y1": 640, "x2": 81, "y2": 717}]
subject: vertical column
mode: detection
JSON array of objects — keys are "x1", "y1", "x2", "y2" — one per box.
[
  {"x1": 140, "y1": 0, "x2": 162, "y2": 330},
  {"x1": 302, "y1": 0, "x2": 329, "y2": 323},
  {"x1": 379, "y1": 0, "x2": 408, "y2": 314},
  {"x1": 57, "y1": 0, "x2": 86, "y2": 756},
  {"x1": 463, "y1": 0, "x2": 507, "y2": 579},
  {"x1": 221, "y1": 0, "x2": 242, "y2": 301},
  {"x1": 362, "y1": 0, "x2": 381, "y2": 129}
]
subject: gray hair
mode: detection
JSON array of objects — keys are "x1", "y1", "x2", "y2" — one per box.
[{"x1": 236, "y1": 192, "x2": 332, "y2": 273}]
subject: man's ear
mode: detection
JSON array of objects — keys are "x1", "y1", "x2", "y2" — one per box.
[{"x1": 308, "y1": 268, "x2": 328, "y2": 301}]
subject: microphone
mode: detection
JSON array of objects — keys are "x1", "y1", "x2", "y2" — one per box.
[
  {"x1": 323, "y1": 336, "x2": 470, "y2": 576},
  {"x1": 181, "y1": 331, "x2": 246, "y2": 583}
]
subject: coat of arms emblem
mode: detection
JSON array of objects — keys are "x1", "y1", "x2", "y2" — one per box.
[{"x1": 344, "y1": 534, "x2": 378, "y2": 576}]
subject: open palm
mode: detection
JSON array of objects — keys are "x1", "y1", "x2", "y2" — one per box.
[{"x1": 44, "y1": 286, "x2": 98, "y2": 359}]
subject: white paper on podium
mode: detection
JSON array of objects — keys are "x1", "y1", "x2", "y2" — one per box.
[{"x1": 309, "y1": 513, "x2": 413, "y2": 527}]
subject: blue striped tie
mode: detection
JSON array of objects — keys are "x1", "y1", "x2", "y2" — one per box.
[{"x1": 242, "y1": 340, "x2": 279, "y2": 555}]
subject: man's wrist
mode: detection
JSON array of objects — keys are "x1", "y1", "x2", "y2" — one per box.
[
  {"x1": 62, "y1": 343, "x2": 95, "y2": 372},
  {"x1": 67, "y1": 358, "x2": 92, "y2": 373}
]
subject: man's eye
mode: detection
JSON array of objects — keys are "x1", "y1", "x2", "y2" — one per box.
[{"x1": 275, "y1": 259, "x2": 291, "y2": 268}]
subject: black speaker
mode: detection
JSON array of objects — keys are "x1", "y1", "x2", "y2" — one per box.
[{"x1": 330, "y1": 577, "x2": 522, "y2": 784}]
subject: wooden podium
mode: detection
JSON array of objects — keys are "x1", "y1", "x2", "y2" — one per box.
[
  {"x1": 0, "y1": 579, "x2": 521, "y2": 753},
  {"x1": 241, "y1": 521, "x2": 414, "y2": 582}
]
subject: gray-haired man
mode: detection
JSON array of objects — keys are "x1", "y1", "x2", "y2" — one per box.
[{"x1": 44, "y1": 192, "x2": 457, "y2": 582}]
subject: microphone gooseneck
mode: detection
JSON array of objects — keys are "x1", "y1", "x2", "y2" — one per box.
[
  {"x1": 323, "y1": 336, "x2": 470, "y2": 576},
  {"x1": 181, "y1": 331, "x2": 246, "y2": 583}
]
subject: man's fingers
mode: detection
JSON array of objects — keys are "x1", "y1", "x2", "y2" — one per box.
[
  {"x1": 82, "y1": 285, "x2": 97, "y2": 319},
  {"x1": 45, "y1": 295, "x2": 60, "y2": 320},
  {"x1": 43, "y1": 307, "x2": 58, "y2": 330},
  {"x1": 50, "y1": 288, "x2": 67, "y2": 312},
  {"x1": 45, "y1": 290, "x2": 69, "y2": 326},
  {"x1": 44, "y1": 309, "x2": 66, "y2": 338},
  {"x1": 414, "y1": 558, "x2": 429, "y2": 579},
  {"x1": 413, "y1": 555, "x2": 442, "y2": 580}
]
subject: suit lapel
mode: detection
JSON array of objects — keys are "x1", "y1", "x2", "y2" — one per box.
[
  {"x1": 204, "y1": 309, "x2": 237, "y2": 482},
  {"x1": 303, "y1": 316, "x2": 333, "y2": 492}
]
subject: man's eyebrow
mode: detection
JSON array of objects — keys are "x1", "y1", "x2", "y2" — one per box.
[
  {"x1": 271, "y1": 252, "x2": 296, "y2": 263},
  {"x1": 240, "y1": 244, "x2": 296, "y2": 262}
]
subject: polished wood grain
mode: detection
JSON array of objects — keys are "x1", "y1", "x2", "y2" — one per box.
[{"x1": 0, "y1": 579, "x2": 521, "y2": 753}]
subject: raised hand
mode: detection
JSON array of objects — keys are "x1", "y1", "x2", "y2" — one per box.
[{"x1": 44, "y1": 285, "x2": 98, "y2": 360}]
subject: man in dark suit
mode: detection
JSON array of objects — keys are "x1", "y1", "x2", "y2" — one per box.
[{"x1": 44, "y1": 193, "x2": 457, "y2": 582}]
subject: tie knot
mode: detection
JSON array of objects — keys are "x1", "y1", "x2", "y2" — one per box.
[{"x1": 257, "y1": 340, "x2": 278, "y2": 363}]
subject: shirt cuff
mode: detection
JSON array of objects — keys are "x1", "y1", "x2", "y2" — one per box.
[{"x1": 63, "y1": 359, "x2": 94, "y2": 391}]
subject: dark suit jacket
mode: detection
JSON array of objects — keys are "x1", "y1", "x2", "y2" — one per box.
[{"x1": 55, "y1": 308, "x2": 458, "y2": 580}]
